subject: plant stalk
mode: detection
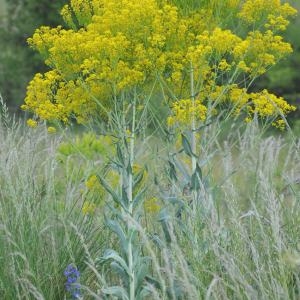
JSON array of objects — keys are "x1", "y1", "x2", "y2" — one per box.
[
  {"x1": 190, "y1": 61, "x2": 197, "y2": 173},
  {"x1": 127, "y1": 93, "x2": 137, "y2": 300}
]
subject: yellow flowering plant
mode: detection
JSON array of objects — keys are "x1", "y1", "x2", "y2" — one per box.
[
  {"x1": 21, "y1": 1, "x2": 297, "y2": 299},
  {"x1": 22, "y1": 0, "x2": 296, "y2": 129}
]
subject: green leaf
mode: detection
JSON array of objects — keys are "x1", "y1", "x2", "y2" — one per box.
[
  {"x1": 172, "y1": 157, "x2": 190, "y2": 182},
  {"x1": 116, "y1": 142, "x2": 125, "y2": 166},
  {"x1": 102, "y1": 249, "x2": 130, "y2": 276},
  {"x1": 106, "y1": 219, "x2": 128, "y2": 255},
  {"x1": 158, "y1": 209, "x2": 172, "y2": 243},
  {"x1": 154, "y1": 174, "x2": 159, "y2": 185},
  {"x1": 121, "y1": 186, "x2": 129, "y2": 208},
  {"x1": 111, "y1": 261, "x2": 129, "y2": 285},
  {"x1": 132, "y1": 187, "x2": 147, "y2": 210},
  {"x1": 144, "y1": 275, "x2": 162, "y2": 290},
  {"x1": 109, "y1": 159, "x2": 123, "y2": 169},
  {"x1": 168, "y1": 160, "x2": 177, "y2": 181},
  {"x1": 133, "y1": 170, "x2": 144, "y2": 189},
  {"x1": 191, "y1": 163, "x2": 202, "y2": 190},
  {"x1": 97, "y1": 175, "x2": 126, "y2": 210},
  {"x1": 181, "y1": 133, "x2": 196, "y2": 157},
  {"x1": 102, "y1": 286, "x2": 129, "y2": 300},
  {"x1": 138, "y1": 287, "x2": 151, "y2": 299},
  {"x1": 127, "y1": 162, "x2": 133, "y2": 176},
  {"x1": 150, "y1": 233, "x2": 165, "y2": 249},
  {"x1": 135, "y1": 261, "x2": 149, "y2": 295}
]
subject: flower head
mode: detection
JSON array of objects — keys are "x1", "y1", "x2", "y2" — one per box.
[
  {"x1": 27, "y1": 118, "x2": 38, "y2": 128},
  {"x1": 64, "y1": 264, "x2": 81, "y2": 299},
  {"x1": 82, "y1": 201, "x2": 96, "y2": 215},
  {"x1": 144, "y1": 197, "x2": 161, "y2": 214},
  {"x1": 47, "y1": 126, "x2": 57, "y2": 133}
]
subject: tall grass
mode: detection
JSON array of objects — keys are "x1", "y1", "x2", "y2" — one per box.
[
  {"x1": 0, "y1": 113, "x2": 108, "y2": 298},
  {"x1": 0, "y1": 108, "x2": 299, "y2": 299}
]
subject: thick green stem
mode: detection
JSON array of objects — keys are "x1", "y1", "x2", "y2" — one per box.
[
  {"x1": 127, "y1": 94, "x2": 136, "y2": 300},
  {"x1": 190, "y1": 62, "x2": 196, "y2": 173}
]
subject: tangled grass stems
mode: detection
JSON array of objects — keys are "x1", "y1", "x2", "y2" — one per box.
[
  {"x1": 0, "y1": 119, "x2": 108, "y2": 299},
  {"x1": 0, "y1": 115, "x2": 299, "y2": 299}
]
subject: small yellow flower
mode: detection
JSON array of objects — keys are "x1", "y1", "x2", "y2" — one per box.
[
  {"x1": 21, "y1": 0, "x2": 296, "y2": 130},
  {"x1": 218, "y1": 59, "x2": 231, "y2": 71},
  {"x1": 272, "y1": 119, "x2": 286, "y2": 130},
  {"x1": 168, "y1": 99, "x2": 207, "y2": 127},
  {"x1": 82, "y1": 201, "x2": 96, "y2": 215},
  {"x1": 27, "y1": 119, "x2": 38, "y2": 128},
  {"x1": 144, "y1": 197, "x2": 161, "y2": 214},
  {"x1": 85, "y1": 175, "x2": 99, "y2": 190},
  {"x1": 47, "y1": 126, "x2": 57, "y2": 133}
]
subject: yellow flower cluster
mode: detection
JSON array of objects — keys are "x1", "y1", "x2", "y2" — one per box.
[
  {"x1": 26, "y1": 118, "x2": 38, "y2": 128},
  {"x1": 249, "y1": 89, "x2": 296, "y2": 119},
  {"x1": 22, "y1": 71, "x2": 69, "y2": 122},
  {"x1": 227, "y1": 86, "x2": 296, "y2": 125},
  {"x1": 239, "y1": 0, "x2": 296, "y2": 26},
  {"x1": 233, "y1": 30, "x2": 293, "y2": 76},
  {"x1": 228, "y1": 85, "x2": 250, "y2": 114},
  {"x1": 167, "y1": 99, "x2": 207, "y2": 127},
  {"x1": 24, "y1": 0, "x2": 188, "y2": 122},
  {"x1": 85, "y1": 174, "x2": 100, "y2": 190},
  {"x1": 61, "y1": 0, "x2": 95, "y2": 28},
  {"x1": 207, "y1": 27, "x2": 242, "y2": 55},
  {"x1": 170, "y1": 83, "x2": 296, "y2": 128},
  {"x1": 22, "y1": 0, "x2": 296, "y2": 127}
]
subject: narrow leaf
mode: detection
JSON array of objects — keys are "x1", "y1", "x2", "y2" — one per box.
[
  {"x1": 116, "y1": 142, "x2": 125, "y2": 166},
  {"x1": 133, "y1": 170, "x2": 144, "y2": 189},
  {"x1": 102, "y1": 286, "x2": 129, "y2": 300},
  {"x1": 191, "y1": 163, "x2": 202, "y2": 191},
  {"x1": 97, "y1": 175, "x2": 126, "y2": 210},
  {"x1": 181, "y1": 133, "x2": 196, "y2": 157},
  {"x1": 102, "y1": 249, "x2": 130, "y2": 275},
  {"x1": 106, "y1": 219, "x2": 128, "y2": 255},
  {"x1": 168, "y1": 160, "x2": 177, "y2": 181}
]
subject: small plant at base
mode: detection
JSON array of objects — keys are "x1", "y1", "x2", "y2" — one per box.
[{"x1": 64, "y1": 264, "x2": 81, "y2": 299}]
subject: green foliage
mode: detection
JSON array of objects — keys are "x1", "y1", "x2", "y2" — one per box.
[
  {"x1": 0, "y1": 0, "x2": 65, "y2": 107},
  {"x1": 0, "y1": 116, "x2": 299, "y2": 299},
  {"x1": 254, "y1": 0, "x2": 300, "y2": 121},
  {"x1": 57, "y1": 131, "x2": 115, "y2": 160},
  {"x1": 0, "y1": 121, "x2": 108, "y2": 299},
  {"x1": 0, "y1": 1, "x2": 300, "y2": 299}
]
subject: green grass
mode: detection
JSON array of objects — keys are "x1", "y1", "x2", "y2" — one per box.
[
  {"x1": 0, "y1": 0, "x2": 299, "y2": 298},
  {"x1": 0, "y1": 104, "x2": 299, "y2": 299}
]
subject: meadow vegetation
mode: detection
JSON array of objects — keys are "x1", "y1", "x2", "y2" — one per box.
[
  {"x1": 1, "y1": 97, "x2": 300, "y2": 299},
  {"x1": 0, "y1": 0, "x2": 300, "y2": 299}
]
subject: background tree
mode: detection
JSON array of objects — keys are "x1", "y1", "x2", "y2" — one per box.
[{"x1": 0, "y1": 0, "x2": 65, "y2": 110}]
